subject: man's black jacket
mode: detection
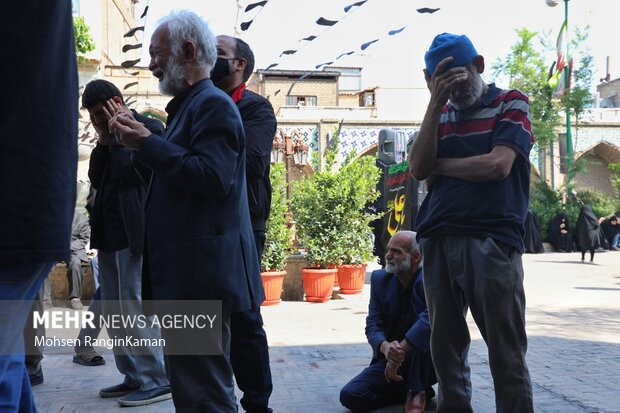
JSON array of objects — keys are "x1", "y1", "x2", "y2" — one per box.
[
  {"x1": 236, "y1": 89, "x2": 277, "y2": 232},
  {"x1": 88, "y1": 111, "x2": 164, "y2": 256}
]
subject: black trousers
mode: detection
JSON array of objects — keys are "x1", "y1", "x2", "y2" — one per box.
[
  {"x1": 340, "y1": 350, "x2": 436, "y2": 412},
  {"x1": 230, "y1": 230, "x2": 273, "y2": 413}
]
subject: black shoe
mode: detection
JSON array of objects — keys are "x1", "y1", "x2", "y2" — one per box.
[
  {"x1": 117, "y1": 386, "x2": 172, "y2": 407},
  {"x1": 28, "y1": 368, "x2": 44, "y2": 386},
  {"x1": 99, "y1": 383, "x2": 141, "y2": 398},
  {"x1": 425, "y1": 386, "x2": 436, "y2": 400}
]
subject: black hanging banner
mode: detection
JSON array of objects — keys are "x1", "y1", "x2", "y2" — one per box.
[
  {"x1": 121, "y1": 59, "x2": 141, "y2": 68},
  {"x1": 124, "y1": 26, "x2": 144, "y2": 38},
  {"x1": 122, "y1": 43, "x2": 142, "y2": 52},
  {"x1": 245, "y1": 1, "x2": 268, "y2": 12},
  {"x1": 316, "y1": 17, "x2": 338, "y2": 26},
  {"x1": 416, "y1": 7, "x2": 440, "y2": 14},
  {"x1": 379, "y1": 161, "x2": 419, "y2": 256},
  {"x1": 344, "y1": 1, "x2": 367, "y2": 13}
]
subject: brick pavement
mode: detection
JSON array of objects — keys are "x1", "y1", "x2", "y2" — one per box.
[{"x1": 32, "y1": 251, "x2": 620, "y2": 412}]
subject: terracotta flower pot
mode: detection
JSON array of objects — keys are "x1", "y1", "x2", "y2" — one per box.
[
  {"x1": 261, "y1": 270, "x2": 285, "y2": 306},
  {"x1": 328, "y1": 264, "x2": 339, "y2": 288},
  {"x1": 302, "y1": 268, "x2": 336, "y2": 303},
  {"x1": 337, "y1": 264, "x2": 366, "y2": 294}
]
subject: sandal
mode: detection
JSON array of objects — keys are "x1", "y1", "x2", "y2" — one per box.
[{"x1": 73, "y1": 351, "x2": 105, "y2": 366}]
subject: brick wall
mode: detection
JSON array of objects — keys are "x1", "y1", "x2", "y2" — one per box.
[{"x1": 262, "y1": 78, "x2": 338, "y2": 115}]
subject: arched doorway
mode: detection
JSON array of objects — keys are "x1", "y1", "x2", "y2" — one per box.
[{"x1": 572, "y1": 141, "x2": 620, "y2": 198}]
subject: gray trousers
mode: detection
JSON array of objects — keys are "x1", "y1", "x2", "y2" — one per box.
[
  {"x1": 67, "y1": 256, "x2": 84, "y2": 299},
  {"x1": 420, "y1": 235, "x2": 533, "y2": 413},
  {"x1": 98, "y1": 248, "x2": 168, "y2": 391}
]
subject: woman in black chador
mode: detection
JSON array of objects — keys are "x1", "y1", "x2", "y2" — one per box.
[
  {"x1": 524, "y1": 211, "x2": 544, "y2": 253},
  {"x1": 548, "y1": 213, "x2": 573, "y2": 252},
  {"x1": 576, "y1": 204, "x2": 600, "y2": 262}
]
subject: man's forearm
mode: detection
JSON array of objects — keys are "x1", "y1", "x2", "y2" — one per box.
[
  {"x1": 435, "y1": 145, "x2": 518, "y2": 182},
  {"x1": 409, "y1": 103, "x2": 442, "y2": 181}
]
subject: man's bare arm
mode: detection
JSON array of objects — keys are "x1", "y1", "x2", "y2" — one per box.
[
  {"x1": 434, "y1": 145, "x2": 518, "y2": 182},
  {"x1": 409, "y1": 57, "x2": 469, "y2": 181}
]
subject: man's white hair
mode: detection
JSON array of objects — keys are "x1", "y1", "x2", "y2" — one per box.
[{"x1": 158, "y1": 10, "x2": 216, "y2": 73}]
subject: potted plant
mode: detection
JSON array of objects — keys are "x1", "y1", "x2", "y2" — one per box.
[
  {"x1": 260, "y1": 163, "x2": 293, "y2": 306},
  {"x1": 291, "y1": 133, "x2": 380, "y2": 300},
  {"x1": 291, "y1": 137, "x2": 346, "y2": 302},
  {"x1": 334, "y1": 153, "x2": 380, "y2": 294}
]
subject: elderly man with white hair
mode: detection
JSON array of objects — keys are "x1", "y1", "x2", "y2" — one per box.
[
  {"x1": 340, "y1": 231, "x2": 436, "y2": 413},
  {"x1": 110, "y1": 10, "x2": 262, "y2": 412}
]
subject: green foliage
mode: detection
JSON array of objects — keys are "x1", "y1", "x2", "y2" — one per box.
[
  {"x1": 493, "y1": 28, "x2": 560, "y2": 148},
  {"x1": 609, "y1": 163, "x2": 620, "y2": 209},
  {"x1": 494, "y1": 26, "x2": 595, "y2": 188},
  {"x1": 337, "y1": 154, "x2": 381, "y2": 264},
  {"x1": 261, "y1": 163, "x2": 293, "y2": 272},
  {"x1": 566, "y1": 27, "x2": 594, "y2": 125},
  {"x1": 291, "y1": 132, "x2": 380, "y2": 267},
  {"x1": 73, "y1": 16, "x2": 96, "y2": 62},
  {"x1": 530, "y1": 179, "x2": 617, "y2": 241},
  {"x1": 572, "y1": 189, "x2": 617, "y2": 219},
  {"x1": 529, "y1": 179, "x2": 564, "y2": 241}
]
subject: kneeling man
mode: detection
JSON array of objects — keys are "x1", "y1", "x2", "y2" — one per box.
[{"x1": 340, "y1": 231, "x2": 436, "y2": 413}]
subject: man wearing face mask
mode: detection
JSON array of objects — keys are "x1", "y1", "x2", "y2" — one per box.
[
  {"x1": 409, "y1": 33, "x2": 534, "y2": 412},
  {"x1": 211, "y1": 35, "x2": 276, "y2": 413}
]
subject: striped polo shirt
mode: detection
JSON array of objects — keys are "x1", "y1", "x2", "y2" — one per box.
[{"x1": 415, "y1": 83, "x2": 533, "y2": 253}]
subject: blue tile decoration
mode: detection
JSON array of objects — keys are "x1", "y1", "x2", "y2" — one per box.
[
  {"x1": 280, "y1": 126, "x2": 319, "y2": 153},
  {"x1": 337, "y1": 127, "x2": 417, "y2": 160},
  {"x1": 275, "y1": 124, "x2": 620, "y2": 171}
]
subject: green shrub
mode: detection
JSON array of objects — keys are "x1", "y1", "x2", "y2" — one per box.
[
  {"x1": 529, "y1": 179, "x2": 564, "y2": 241},
  {"x1": 572, "y1": 188, "x2": 617, "y2": 219},
  {"x1": 530, "y1": 178, "x2": 617, "y2": 241},
  {"x1": 336, "y1": 154, "x2": 380, "y2": 264},
  {"x1": 609, "y1": 162, "x2": 620, "y2": 210},
  {"x1": 261, "y1": 163, "x2": 293, "y2": 272},
  {"x1": 291, "y1": 133, "x2": 380, "y2": 267}
]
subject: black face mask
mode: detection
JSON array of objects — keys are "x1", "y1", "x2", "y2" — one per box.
[{"x1": 210, "y1": 57, "x2": 233, "y2": 84}]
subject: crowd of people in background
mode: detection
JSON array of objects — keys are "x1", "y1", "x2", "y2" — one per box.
[{"x1": 527, "y1": 207, "x2": 620, "y2": 262}]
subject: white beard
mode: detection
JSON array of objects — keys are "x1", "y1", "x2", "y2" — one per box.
[
  {"x1": 157, "y1": 58, "x2": 188, "y2": 96},
  {"x1": 451, "y1": 73, "x2": 486, "y2": 111},
  {"x1": 385, "y1": 256, "x2": 411, "y2": 275}
]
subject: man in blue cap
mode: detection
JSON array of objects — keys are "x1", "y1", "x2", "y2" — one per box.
[{"x1": 408, "y1": 33, "x2": 534, "y2": 412}]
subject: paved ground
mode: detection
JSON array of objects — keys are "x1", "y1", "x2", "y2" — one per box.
[{"x1": 32, "y1": 250, "x2": 620, "y2": 412}]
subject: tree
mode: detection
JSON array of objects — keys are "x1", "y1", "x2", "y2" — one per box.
[
  {"x1": 609, "y1": 163, "x2": 620, "y2": 209},
  {"x1": 73, "y1": 16, "x2": 95, "y2": 62},
  {"x1": 493, "y1": 28, "x2": 560, "y2": 147},
  {"x1": 493, "y1": 26, "x2": 594, "y2": 187},
  {"x1": 566, "y1": 26, "x2": 594, "y2": 128}
]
